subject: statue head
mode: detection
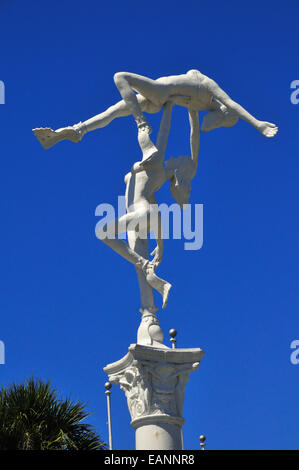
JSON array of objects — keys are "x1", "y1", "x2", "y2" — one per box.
[{"x1": 165, "y1": 156, "x2": 197, "y2": 208}]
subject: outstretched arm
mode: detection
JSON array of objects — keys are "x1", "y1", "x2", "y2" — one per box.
[
  {"x1": 155, "y1": 101, "x2": 174, "y2": 158},
  {"x1": 188, "y1": 109, "x2": 200, "y2": 172},
  {"x1": 207, "y1": 79, "x2": 278, "y2": 138}
]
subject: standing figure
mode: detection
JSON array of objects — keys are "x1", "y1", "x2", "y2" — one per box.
[
  {"x1": 95, "y1": 99, "x2": 199, "y2": 312},
  {"x1": 33, "y1": 70, "x2": 278, "y2": 161}
]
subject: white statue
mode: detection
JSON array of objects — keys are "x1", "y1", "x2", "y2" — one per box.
[
  {"x1": 95, "y1": 100, "x2": 199, "y2": 311},
  {"x1": 33, "y1": 69, "x2": 278, "y2": 157},
  {"x1": 32, "y1": 70, "x2": 278, "y2": 344}
]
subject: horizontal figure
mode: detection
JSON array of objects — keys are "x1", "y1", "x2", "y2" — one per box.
[{"x1": 33, "y1": 70, "x2": 278, "y2": 159}]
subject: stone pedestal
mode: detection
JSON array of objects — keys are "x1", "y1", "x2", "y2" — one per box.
[{"x1": 104, "y1": 343, "x2": 204, "y2": 450}]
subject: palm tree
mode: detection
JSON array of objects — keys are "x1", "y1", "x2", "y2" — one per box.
[{"x1": 0, "y1": 377, "x2": 107, "y2": 450}]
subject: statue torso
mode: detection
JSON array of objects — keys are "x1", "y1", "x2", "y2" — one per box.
[{"x1": 124, "y1": 165, "x2": 167, "y2": 210}]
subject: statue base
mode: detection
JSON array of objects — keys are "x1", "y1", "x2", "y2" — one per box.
[{"x1": 104, "y1": 343, "x2": 204, "y2": 450}]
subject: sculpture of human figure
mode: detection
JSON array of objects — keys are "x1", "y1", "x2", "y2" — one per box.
[
  {"x1": 95, "y1": 99, "x2": 199, "y2": 310},
  {"x1": 33, "y1": 69, "x2": 278, "y2": 159}
]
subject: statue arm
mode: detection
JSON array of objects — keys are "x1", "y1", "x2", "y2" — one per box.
[
  {"x1": 188, "y1": 109, "x2": 200, "y2": 171},
  {"x1": 155, "y1": 101, "x2": 174, "y2": 158},
  {"x1": 207, "y1": 79, "x2": 261, "y2": 129}
]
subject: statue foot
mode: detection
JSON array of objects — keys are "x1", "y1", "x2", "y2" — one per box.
[
  {"x1": 33, "y1": 122, "x2": 86, "y2": 150},
  {"x1": 142, "y1": 262, "x2": 172, "y2": 309}
]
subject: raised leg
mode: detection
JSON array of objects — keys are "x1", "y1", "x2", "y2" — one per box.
[
  {"x1": 83, "y1": 95, "x2": 161, "y2": 133},
  {"x1": 32, "y1": 95, "x2": 162, "y2": 150},
  {"x1": 113, "y1": 72, "x2": 170, "y2": 132},
  {"x1": 96, "y1": 212, "x2": 171, "y2": 308}
]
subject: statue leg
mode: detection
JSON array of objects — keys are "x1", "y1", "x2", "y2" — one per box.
[
  {"x1": 127, "y1": 232, "x2": 155, "y2": 312},
  {"x1": 128, "y1": 232, "x2": 167, "y2": 347},
  {"x1": 83, "y1": 95, "x2": 162, "y2": 133},
  {"x1": 32, "y1": 95, "x2": 161, "y2": 150},
  {"x1": 96, "y1": 212, "x2": 171, "y2": 308}
]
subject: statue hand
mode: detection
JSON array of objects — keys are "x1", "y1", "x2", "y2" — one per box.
[
  {"x1": 136, "y1": 118, "x2": 152, "y2": 135},
  {"x1": 150, "y1": 246, "x2": 163, "y2": 269},
  {"x1": 257, "y1": 121, "x2": 278, "y2": 138}
]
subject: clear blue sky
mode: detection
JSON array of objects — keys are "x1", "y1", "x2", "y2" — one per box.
[{"x1": 0, "y1": 0, "x2": 298, "y2": 450}]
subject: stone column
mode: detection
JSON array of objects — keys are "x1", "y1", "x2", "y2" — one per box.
[{"x1": 104, "y1": 343, "x2": 204, "y2": 450}]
